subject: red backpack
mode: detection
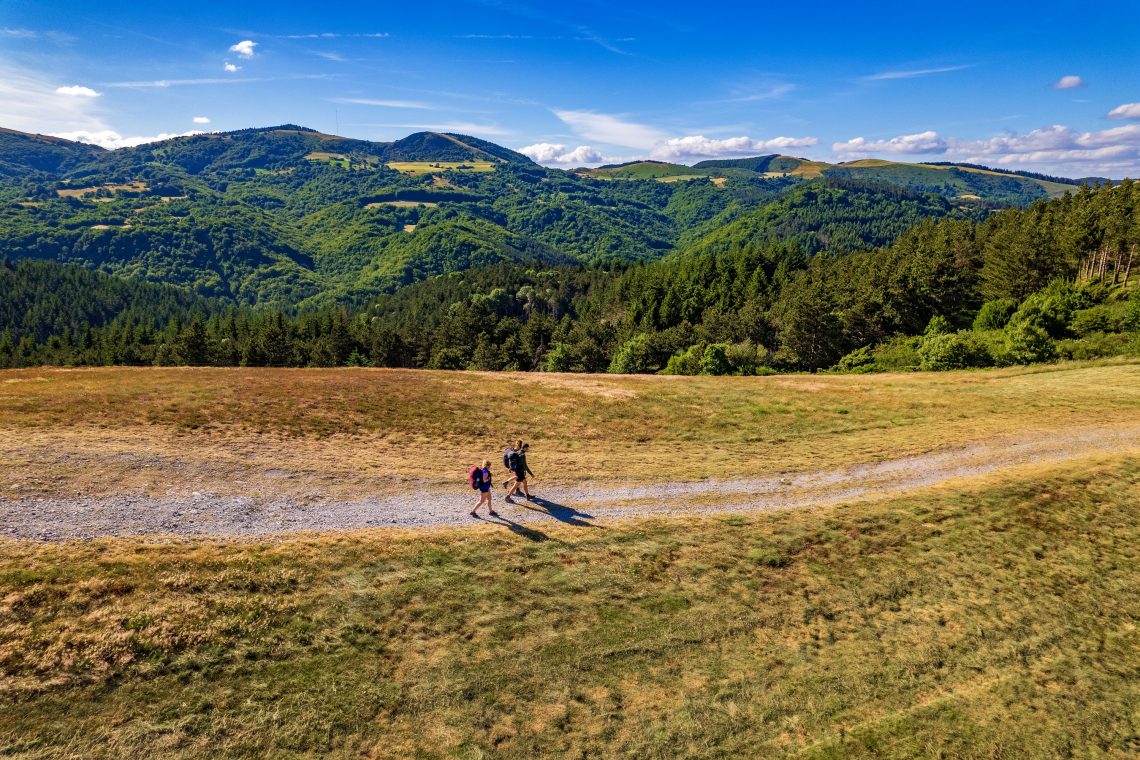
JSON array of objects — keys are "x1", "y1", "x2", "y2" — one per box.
[{"x1": 468, "y1": 465, "x2": 482, "y2": 490}]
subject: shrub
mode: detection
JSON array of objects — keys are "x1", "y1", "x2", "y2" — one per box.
[
  {"x1": 542, "y1": 342, "x2": 573, "y2": 372},
  {"x1": 973, "y1": 298, "x2": 1017, "y2": 330},
  {"x1": 1006, "y1": 322, "x2": 1055, "y2": 364},
  {"x1": 918, "y1": 332, "x2": 993, "y2": 371},
  {"x1": 924, "y1": 315, "x2": 953, "y2": 337},
  {"x1": 700, "y1": 343, "x2": 732, "y2": 375},
  {"x1": 1126, "y1": 290, "x2": 1140, "y2": 331},
  {"x1": 724, "y1": 341, "x2": 769, "y2": 376},
  {"x1": 870, "y1": 335, "x2": 923, "y2": 372},
  {"x1": 608, "y1": 333, "x2": 660, "y2": 374},
  {"x1": 832, "y1": 346, "x2": 876, "y2": 373},
  {"x1": 1055, "y1": 332, "x2": 1140, "y2": 361},
  {"x1": 662, "y1": 344, "x2": 704, "y2": 376}
]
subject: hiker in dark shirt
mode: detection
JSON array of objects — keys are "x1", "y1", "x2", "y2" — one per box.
[{"x1": 506, "y1": 443, "x2": 534, "y2": 502}]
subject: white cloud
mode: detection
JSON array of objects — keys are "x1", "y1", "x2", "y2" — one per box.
[
  {"x1": 192, "y1": 116, "x2": 210, "y2": 124},
  {"x1": 0, "y1": 61, "x2": 107, "y2": 133},
  {"x1": 51, "y1": 130, "x2": 204, "y2": 150},
  {"x1": 831, "y1": 123, "x2": 1140, "y2": 175},
  {"x1": 833, "y1": 130, "x2": 948, "y2": 155},
  {"x1": 331, "y1": 97, "x2": 434, "y2": 109},
  {"x1": 224, "y1": 62, "x2": 240, "y2": 72},
  {"x1": 54, "y1": 85, "x2": 101, "y2": 98},
  {"x1": 518, "y1": 143, "x2": 605, "y2": 165},
  {"x1": 1051, "y1": 75, "x2": 1085, "y2": 89},
  {"x1": 650, "y1": 134, "x2": 818, "y2": 161},
  {"x1": 2, "y1": 28, "x2": 38, "y2": 39},
  {"x1": 553, "y1": 109, "x2": 668, "y2": 149},
  {"x1": 953, "y1": 124, "x2": 1140, "y2": 168},
  {"x1": 1108, "y1": 103, "x2": 1140, "y2": 120},
  {"x1": 862, "y1": 65, "x2": 970, "y2": 81},
  {"x1": 229, "y1": 40, "x2": 257, "y2": 59}
]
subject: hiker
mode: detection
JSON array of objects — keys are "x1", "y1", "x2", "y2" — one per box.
[
  {"x1": 502, "y1": 439, "x2": 523, "y2": 491},
  {"x1": 469, "y1": 459, "x2": 498, "y2": 518},
  {"x1": 506, "y1": 442, "x2": 535, "y2": 502}
]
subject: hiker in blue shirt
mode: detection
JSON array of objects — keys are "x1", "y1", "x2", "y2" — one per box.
[{"x1": 469, "y1": 460, "x2": 498, "y2": 518}]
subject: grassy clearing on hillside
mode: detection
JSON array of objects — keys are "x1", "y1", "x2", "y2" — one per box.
[
  {"x1": 2, "y1": 456, "x2": 1138, "y2": 757},
  {"x1": 3, "y1": 361, "x2": 1140, "y2": 500},
  {"x1": 386, "y1": 161, "x2": 495, "y2": 174}
]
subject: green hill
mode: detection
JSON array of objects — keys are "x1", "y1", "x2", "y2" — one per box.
[
  {"x1": 0, "y1": 124, "x2": 1112, "y2": 310},
  {"x1": 0, "y1": 128, "x2": 105, "y2": 178}
]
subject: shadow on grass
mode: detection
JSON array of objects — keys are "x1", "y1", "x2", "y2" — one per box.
[
  {"x1": 520, "y1": 496, "x2": 600, "y2": 528},
  {"x1": 479, "y1": 513, "x2": 552, "y2": 542}
]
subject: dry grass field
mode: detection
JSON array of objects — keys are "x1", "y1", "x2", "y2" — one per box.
[
  {"x1": 1, "y1": 455, "x2": 1138, "y2": 757},
  {"x1": 2, "y1": 361, "x2": 1140, "y2": 501},
  {"x1": 3, "y1": 363, "x2": 1140, "y2": 757}
]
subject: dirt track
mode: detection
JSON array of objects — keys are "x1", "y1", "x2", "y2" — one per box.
[{"x1": 3, "y1": 424, "x2": 1139, "y2": 541}]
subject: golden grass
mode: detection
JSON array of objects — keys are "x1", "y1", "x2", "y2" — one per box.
[
  {"x1": 3, "y1": 361, "x2": 1140, "y2": 499},
  {"x1": 386, "y1": 161, "x2": 495, "y2": 174},
  {"x1": 55, "y1": 182, "x2": 147, "y2": 199},
  {"x1": 2, "y1": 455, "x2": 1138, "y2": 757}
]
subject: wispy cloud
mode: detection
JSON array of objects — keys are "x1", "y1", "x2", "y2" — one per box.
[
  {"x1": 553, "y1": 109, "x2": 668, "y2": 149},
  {"x1": 331, "y1": 97, "x2": 435, "y2": 110},
  {"x1": 343, "y1": 121, "x2": 513, "y2": 136},
  {"x1": 861, "y1": 64, "x2": 971, "y2": 81},
  {"x1": 718, "y1": 83, "x2": 796, "y2": 103},
  {"x1": 282, "y1": 32, "x2": 388, "y2": 39},
  {"x1": 456, "y1": 33, "x2": 536, "y2": 39},
  {"x1": 1, "y1": 27, "x2": 74, "y2": 44},
  {"x1": 192, "y1": 116, "x2": 211, "y2": 124},
  {"x1": 229, "y1": 40, "x2": 257, "y2": 58},
  {"x1": 313, "y1": 51, "x2": 346, "y2": 62},
  {"x1": 1050, "y1": 75, "x2": 1085, "y2": 89},
  {"x1": 103, "y1": 74, "x2": 331, "y2": 88},
  {"x1": 0, "y1": 61, "x2": 107, "y2": 133}
]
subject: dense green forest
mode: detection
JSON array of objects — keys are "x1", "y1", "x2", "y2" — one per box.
[
  {"x1": 3, "y1": 181, "x2": 1137, "y2": 373},
  {"x1": 0, "y1": 124, "x2": 1083, "y2": 312}
]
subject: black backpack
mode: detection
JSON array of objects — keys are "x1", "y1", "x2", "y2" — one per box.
[{"x1": 504, "y1": 448, "x2": 519, "y2": 470}]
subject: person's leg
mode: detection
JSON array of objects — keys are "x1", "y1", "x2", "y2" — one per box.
[{"x1": 520, "y1": 477, "x2": 530, "y2": 499}]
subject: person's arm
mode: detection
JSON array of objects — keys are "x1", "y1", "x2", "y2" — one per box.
[{"x1": 526, "y1": 462, "x2": 534, "y2": 478}]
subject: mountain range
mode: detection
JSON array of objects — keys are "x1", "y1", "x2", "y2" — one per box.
[{"x1": 0, "y1": 124, "x2": 1114, "y2": 308}]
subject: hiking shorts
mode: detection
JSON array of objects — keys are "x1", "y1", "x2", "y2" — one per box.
[{"x1": 514, "y1": 470, "x2": 527, "y2": 482}]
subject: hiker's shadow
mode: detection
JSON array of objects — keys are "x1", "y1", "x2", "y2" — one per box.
[
  {"x1": 482, "y1": 513, "x2": 551, "y2": 542},
  {"x1": 521, "y1": 496, "x2": 600, "y2": 528}
]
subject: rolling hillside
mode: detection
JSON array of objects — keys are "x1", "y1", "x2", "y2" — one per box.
[{"x1": 0, "y1": 124, "x2": 1110, "y2": 309}]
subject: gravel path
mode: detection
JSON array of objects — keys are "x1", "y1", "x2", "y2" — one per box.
[{"x1": 3, "y1": 424, "x2": 1139, "y2": 541}]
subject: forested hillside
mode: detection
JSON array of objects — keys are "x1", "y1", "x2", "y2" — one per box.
[
  {"x1": 4, "y1": 181, "x2": 1136, "y2": 374},
  {"x1": 0, "y1": 124, "x2": 1096, "y2": 311}
]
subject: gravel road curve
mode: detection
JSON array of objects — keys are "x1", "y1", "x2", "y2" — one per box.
[{"x1": 3, "y1": 424, "x2": 1139, "y2": 541}]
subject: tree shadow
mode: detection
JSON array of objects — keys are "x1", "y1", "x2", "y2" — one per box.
[{"x1": 519, "y1": 496, "x2": 600, "y2": 528}]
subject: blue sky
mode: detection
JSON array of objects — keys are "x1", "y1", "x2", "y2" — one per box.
[{"x1": 2, "y1": 0, "x2": 1139, "y2": 176}]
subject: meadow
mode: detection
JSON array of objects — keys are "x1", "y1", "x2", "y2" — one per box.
[
  {"x1": 3, "y1": 363, "x2": 1140, "y2": 757},
  {"x1": 1, "y1": 455, "x2": 1138, "y2": 757},
  {"x1": 3, "y1": 360, "x2": 1140, "y2": 501}
]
